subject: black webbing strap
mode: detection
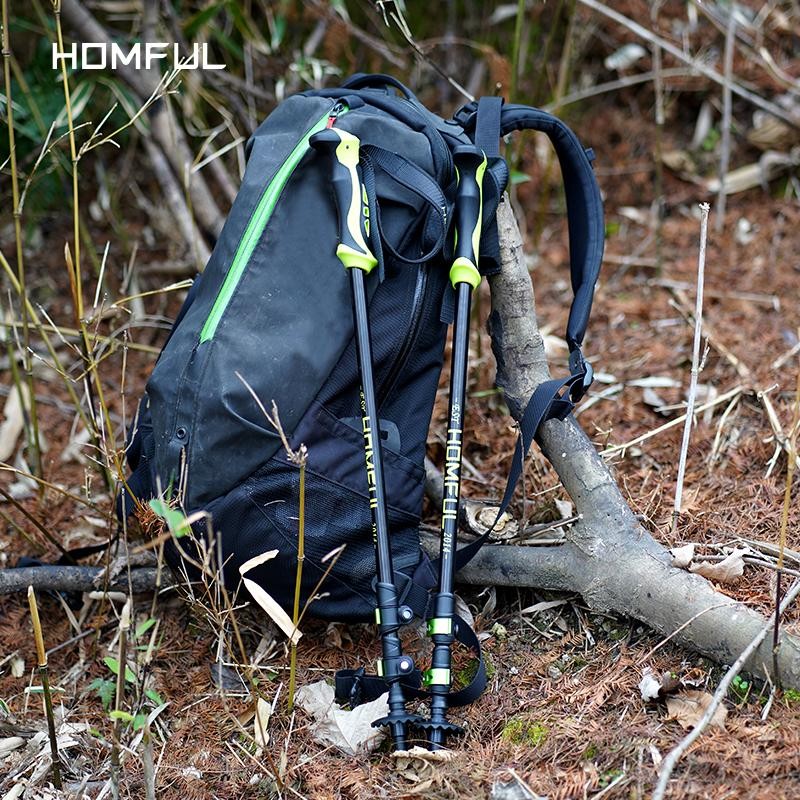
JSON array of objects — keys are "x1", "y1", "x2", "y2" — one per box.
[
  {"x1": 361, "y1": 144, "x2": 449, "y2": 265},
  {"x1": 474, "y1": 96, "x2": 502, "y2": 157},
  {"x1": 498, "y1": 104, "x2": 604, "y2": 351},
  {"x1": 334, "y1": 614, "x2": 487, "y2": 709}
]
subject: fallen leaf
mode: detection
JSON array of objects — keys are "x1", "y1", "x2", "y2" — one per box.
[
  {"x1": 0, "y1": 737, "x2": 26, "y2": 755},
  {"x1": 254, "y1": 697, "x2": 271, "y2": 749},
  {"x1": 689, "y1": 549, "x2": 746, "y2": 584},
  {"x1": 520, "y1": 599, "x2": 566, "y2": 615},
  {"x1": 467, "y1": 504, "x2": 518, "y2": 539},
  {"x1": 0, "y1": 386, "x2": 27, "y2": 463},
  {"x1": 10, "y1": 656, "x2": 24, "y2": 679},
  {"x1": 239, "y1": 552, "x2": 301, "y2": 644},
  {"x1": 627, "y1": 376, "x2": 681, "y2": 389},
  {"x1": 649, "y1": 743, "x2": 663, "y2": 768},
  {"x1": 639, "y1": 668, "x2": 662, "y2": 701},
  {"x1": 241, "y1": 577, "x2": 301, "y2": 645},
  {"x1": 239, "y1": 549, "x2": 279, "y2": 574},
  {"x1": 642, "y1": 387, "x2": 668, "y2": 413},
  {"x1": 295, "y1": 680, "x2": 388, "y2": 756},
  {"x1": 554, "y1": 498, "x2": 574, "y2": 519},
  {"x1": 394, "y1": 745, "x2": 458, "y2": 787},
  {"x1": 666, "y1": 690, "x2": 727, "y2": 730},
  {"x1": 618, "y1": 206, "x2": 650, "y2": 225},
  {"x1": 671, "y1": 543, "x2": 696, "y2": 569},
  {"x1": 604, "y1": 43, "x2": 647, "y2": 71},
  {"x1": 209, "y1": 660, "x2": 247, "y2": 694},
  {"x1": 455, "y1": 594, "x2": 476, "y2": 628}
]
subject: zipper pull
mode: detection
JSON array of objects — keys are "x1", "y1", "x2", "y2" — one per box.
[{"x1": 327, "y1": 101, "x2": 347, "y2": 129}]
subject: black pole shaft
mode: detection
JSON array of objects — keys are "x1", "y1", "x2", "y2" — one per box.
[
  {"x1": 428, "y1": 281, "x2": 473, "y2": 750},
  {"x1": 350, "y1": 267, "x2": 411, "y2": 751}
]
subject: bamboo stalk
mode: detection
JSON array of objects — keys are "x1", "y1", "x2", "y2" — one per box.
[
  {"x1": 28, "y1": 586, "x2": 62, "y2": 789},
  {"x1": 110, "y1": 599, "x2": 131, "y2": 800},
  {"x1": 287, "y1": 451, "x2": 307, "y2": 712},
  {"x1": 2, "y1": 0, "x2": 43, "y2": 479},
  {"x1": 53, "y1": 2, "x2": 117, "y2": 493}
]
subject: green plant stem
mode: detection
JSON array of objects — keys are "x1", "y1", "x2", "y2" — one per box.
[
  {"x1": 2, "y1": 0, "x2": 43, "y2": 481},
  {"x1": 287, "y1": 461, "x2": 306, "y2": 711}
]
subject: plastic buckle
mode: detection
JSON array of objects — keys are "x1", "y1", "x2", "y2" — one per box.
[{"x1": 568, "y1": 349, "x2": 594, "y2": 401}]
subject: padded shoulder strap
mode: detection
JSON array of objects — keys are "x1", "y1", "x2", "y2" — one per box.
[
  {"x1": 501, "y1": 105, "x2": 604, "y2": 352},
  {"x1": 457, "y1": 101, "x2": 605, "y2": 355}
]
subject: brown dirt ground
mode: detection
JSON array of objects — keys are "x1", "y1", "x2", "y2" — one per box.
[{"x1": 2, "y1": 52, "x2": 800, "y2": 800}]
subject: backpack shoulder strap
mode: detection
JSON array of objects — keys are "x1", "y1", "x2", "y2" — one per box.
[
  {"x1": 449, "y1": 100, "x2": 605, "y2": 570},
  {"x1": 457, "y1": 100, "x2": 605, "y2": 359}
]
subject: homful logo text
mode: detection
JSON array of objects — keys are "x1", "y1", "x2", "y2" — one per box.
[{"x1": 52, "y1": 43, "x2": 225, "y2": 71}]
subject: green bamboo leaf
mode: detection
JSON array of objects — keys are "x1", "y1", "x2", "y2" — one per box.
[
  {"x1": 104, "y1": 656, "x2": 136, "y2": 683},
  {"x1": 134, "y1": 618, "x2": 157, "y2": 639},
  {"x1": 184, "y1": 3, "x2": 225, "y2": 38}
]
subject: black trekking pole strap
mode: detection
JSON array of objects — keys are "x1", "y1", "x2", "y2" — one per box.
[{"x1": 334, "y1": 614, "x2": 486, "y2": 709}]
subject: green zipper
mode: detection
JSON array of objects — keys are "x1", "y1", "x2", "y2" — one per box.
[{"x1": 199, "y1": 105, "x2": 343, "y2": 342}]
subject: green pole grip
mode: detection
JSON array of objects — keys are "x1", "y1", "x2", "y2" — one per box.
[
  {"x1": 309, "y1": 127, "x2": 377, "y2": 273},
  {"x1": 450, "y1": 145, "x2": 487, "y2": 290}
]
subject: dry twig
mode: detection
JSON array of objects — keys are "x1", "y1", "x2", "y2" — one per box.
[
  {"x1": 673, "y1": 203, "x2": 710, "y2": 533},
  {"x1": 653, "y1": 578, "x2": 800, "y2": 800}
]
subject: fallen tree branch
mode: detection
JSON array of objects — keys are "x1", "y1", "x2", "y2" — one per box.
[
  {"x1": 0, "y1": 566, "x2": 175, "y2": 595},
  {"x1": 455, "y1": 198, "x2": 800, "y2": 689}
]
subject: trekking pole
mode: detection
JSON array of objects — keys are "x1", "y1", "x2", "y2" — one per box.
[
  {"x1": 420, "y1": 145, "x2": 487, "y2": 750},
  {"x1": 310, "y1": 127, "x2": 419, "y2": 751}
]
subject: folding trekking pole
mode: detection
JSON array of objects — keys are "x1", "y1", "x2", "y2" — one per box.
[
  {"x1": 310, "y1": 127, "x2": 419, "y2": 751},
  {"x1": 419, "y1": 145, "x2": 487, "y2": 750}
]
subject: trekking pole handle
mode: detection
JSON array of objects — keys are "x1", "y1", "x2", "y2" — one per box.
[
  {"x1": 309, "y1": 128, "x2": 377, "y2": 274},
  {"x1": 450, "y1": 145, "x2": 488, "y2": 290}
]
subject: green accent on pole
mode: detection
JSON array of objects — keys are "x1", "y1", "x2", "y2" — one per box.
[
  {"x1": 450, "y1": 149, "x2": 488, "y2": 290},
  {"x1": 337, "y1": 243, "x2": 377, "y2": 273},
  {"x1": 375, "y1": 608, "x2": 381, "y2": 625},
  {"x1": 199, "y1": 107, "x2": 341, "y2": 342},
  {"x1": 449, "y1": 256, "x2": 481, "y2": 289},
  {"x1": 470, "y1": 155, "x2": 488, "y2": 259},
  {"x1": 426, "y1": 617, "x2": 453, "y2": 636},
  {"x1": 423, "y1": 668, "x2": 451, "y2": 687},
  {"x1": 376, "y1": 659, "x2": 385, "y2": 678}
]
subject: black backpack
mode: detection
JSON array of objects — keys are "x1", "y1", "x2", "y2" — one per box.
[{"x1": 121, "y1": 73, "x2": 603, "y2": 629}]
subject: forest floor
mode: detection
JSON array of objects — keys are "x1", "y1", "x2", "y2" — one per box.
[{"x1": 1, "y1": 85, "x2": 800, "y2": 800}]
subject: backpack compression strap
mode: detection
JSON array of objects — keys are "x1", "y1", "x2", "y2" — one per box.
[{"x1": 449, "y1": 97, "x2": 605, "y2": 570}]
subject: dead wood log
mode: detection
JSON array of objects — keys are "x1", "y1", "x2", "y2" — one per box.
[
  {"x1": 449, "y1": 198, "x2": 800, "y2": 689},
  {"x1": 0, "y1": 566, "x2": 174, "y2": 595}
]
